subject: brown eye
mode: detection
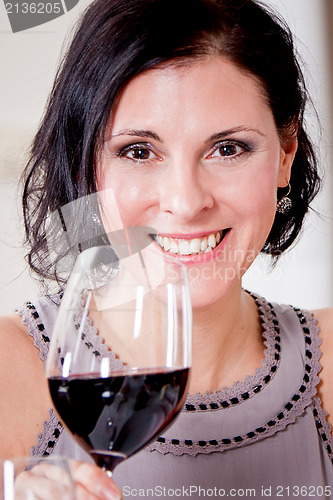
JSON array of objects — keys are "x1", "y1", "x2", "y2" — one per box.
[
  {"x1": 209, "y1": 140, "x2": 250, "y2": 160},
  {"x1": 117, "y1": 142, "x2": 160, "y2": 164},
  {"x1": 130, "y1": 147, "x2": 150, "y2": 160},
  {"x1": 219, "y1": 144, "x2": 238, "y2": 156},
  {"x1": 118, "y1": 143, "x2": 158, "y2": 162}
]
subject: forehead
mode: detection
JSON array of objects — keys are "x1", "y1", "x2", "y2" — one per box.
[{"x1": 108, "y1": 56, "x2": 273, "y2": 135}]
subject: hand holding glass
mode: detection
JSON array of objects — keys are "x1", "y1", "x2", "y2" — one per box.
[{"x1": 0, "y1": 456, "x2": 75, "y2": 500}]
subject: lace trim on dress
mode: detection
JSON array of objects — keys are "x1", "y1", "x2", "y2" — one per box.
[
  {"x1": 184, "y1": 293, "x2": 281, "y2": 412},
  {"x1": 71, "y1": 311, "x2": 124, "y2": 370},
  {"x1": 16, "y1": 300, "x2": 64, "y2": 457},
  {"x1": 312, "y1": 397, "x2": 333, "y2": 465},
  {"x1": 146, "y1": 305, "x2": 323, "y2": 456},
  {"x1": 30, "y1": 409, "x2": 64, "y2": 457},
  {"x1": 16, "y1": 301, "x2": 51, "y2": 363},
  {"x1": 293, "y1": 306, "x2": 333, "y2": 465}
]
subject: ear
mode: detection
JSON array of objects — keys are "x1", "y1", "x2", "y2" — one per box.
[{"x1": 277, "y1": 137, "x2": 298, "y2": 187}]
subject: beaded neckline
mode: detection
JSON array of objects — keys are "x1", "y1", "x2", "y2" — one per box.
[{"x1": 183, "y1": 293, "x2": 281, "y2": 412}]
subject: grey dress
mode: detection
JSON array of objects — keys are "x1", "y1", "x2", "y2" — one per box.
[{"x1": 17, "y1": 293, "x2": 333, "y2": 499}]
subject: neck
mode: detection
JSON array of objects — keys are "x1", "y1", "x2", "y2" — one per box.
[{"x1": 189, "y1": 283, "x2": 264, "y2": 395}]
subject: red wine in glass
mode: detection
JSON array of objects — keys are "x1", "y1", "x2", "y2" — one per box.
[{"x1": 49, "y1": 367, "x2": 189, "y2": 472}]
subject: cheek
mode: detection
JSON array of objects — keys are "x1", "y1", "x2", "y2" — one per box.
[
  {"x1": 239, "y1": 183, "x2": 277, "y2": 246},
  {"x1": 97, "y1": 169, "x2": 153, "y2": 230},
  {"x1": 231, "y1": 162, "x2": 279, "y2": 220},
  {"x1": 246, "y1": 184, "x2": 277, "y2": 217},
  {"x1": 218, "y1": 163, "x2": 279, "y2": 260}
]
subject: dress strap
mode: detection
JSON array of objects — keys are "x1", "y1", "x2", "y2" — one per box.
[
  {"x1": 16, "y1": 300, "x2": 53, "y2": 362},
  {"x1": 16, "y1": 297, "x2": 65, "y2": 456}
]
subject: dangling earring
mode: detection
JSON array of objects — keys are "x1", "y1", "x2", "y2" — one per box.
[{"x1": 276, "y1": 183, "x2": 292, "y2": 214}]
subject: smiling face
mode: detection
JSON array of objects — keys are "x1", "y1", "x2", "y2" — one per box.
[{"x1": 96, "y1": 56, "x2": 296, "y2": 308}]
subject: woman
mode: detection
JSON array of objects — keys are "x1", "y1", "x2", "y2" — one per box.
[{"x1": 1, "y1": 0, "x2": 332, "y2": 498}]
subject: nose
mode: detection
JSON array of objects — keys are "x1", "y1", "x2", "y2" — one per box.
[{"x1": 159, "y1": 161, "x2": 214, "y2": 220}]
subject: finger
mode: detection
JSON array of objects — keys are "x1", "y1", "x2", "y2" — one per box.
[
  {"x1": 75, "y1": 483, "x2": 115, "y2": 500},
  {"x1": 15, "y1": 471, "x2": 72, "y2": 500},
  {"x1": 25, "y1": 462, "x2": 72, "y2": 483},
  {"x1": 69, "y1": 461, "x2": 122, "y2": 500}
]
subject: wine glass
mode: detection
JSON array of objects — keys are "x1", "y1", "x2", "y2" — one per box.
[
  {"x1": 0, "y1": 456, "x2": 76, "y2": 500},
  {"x1": 46, "y1": 240, "x2": 192, "y2": 476}
]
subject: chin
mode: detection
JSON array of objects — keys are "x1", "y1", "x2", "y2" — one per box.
[{"x1": 187, "y1": 274, "x2": 232, "y2": 310}]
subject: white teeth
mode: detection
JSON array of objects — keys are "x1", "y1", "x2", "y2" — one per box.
[
  {"x1": 208, "y1": 234, "x2": 216, "y2": 249},
  {"x1": 163, "y1": 236, "x2": 171, "y2": 251},
  {"x1": 157, "y1": 235, "x2": 164, "y2": 246},
  {"x1": 190, "y1": 238, "x2": 201, "y2": 254},
  {"x1": 155, "y1": 230, "x2": 226, "y2": 256},
  {"x1": 169, "y1": 240, "x2": 179, "y2": 253},
  {"x1": 179, "y1": 240, "x2": 191, "y2": 255},
  {"x1": 200, "y1": 238, "x2": 208, "y2": 252}
]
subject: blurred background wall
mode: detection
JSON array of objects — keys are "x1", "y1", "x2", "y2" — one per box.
[{"x1": 0, "y1": 0, "x2": 332, "y2": 314}]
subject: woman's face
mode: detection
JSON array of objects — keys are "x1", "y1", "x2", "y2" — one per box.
[{"x1": 97, "y1": 56, "x2": 296, "y2": 308}]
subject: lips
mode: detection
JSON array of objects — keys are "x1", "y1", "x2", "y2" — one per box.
[{"x1": 152, "y1": 229, "x2": 230, "y2": 256}]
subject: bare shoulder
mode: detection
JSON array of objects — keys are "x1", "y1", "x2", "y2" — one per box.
[
  {"x1": 311, "y1": 307, "x2": 333, "y2": 429},
  {"x1": 0, "y1": 313, "x2": 32, "y2": 361},
  {"x1": 0, "y1": 312, "x2": 52, "y2": 458},
  {"x1": 0, "y1": 312, "x2": 27, "y2": 334},
  {"x1": 312, "y1": 306, "x2": 333, "y2": 337},
  {"x1": 312, "y1": 307, "x2": 333, "y2": 361}
]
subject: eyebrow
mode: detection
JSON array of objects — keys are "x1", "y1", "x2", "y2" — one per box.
[
  {"x1": 109, "y1": 125, "x2": 265, "y2": 143},
  {"x1": 206, "y1": 126, "x2": 265, "y2": 143},
  {"x1": 110, "y1": 129, "x2": 163, "y2": 142}
]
